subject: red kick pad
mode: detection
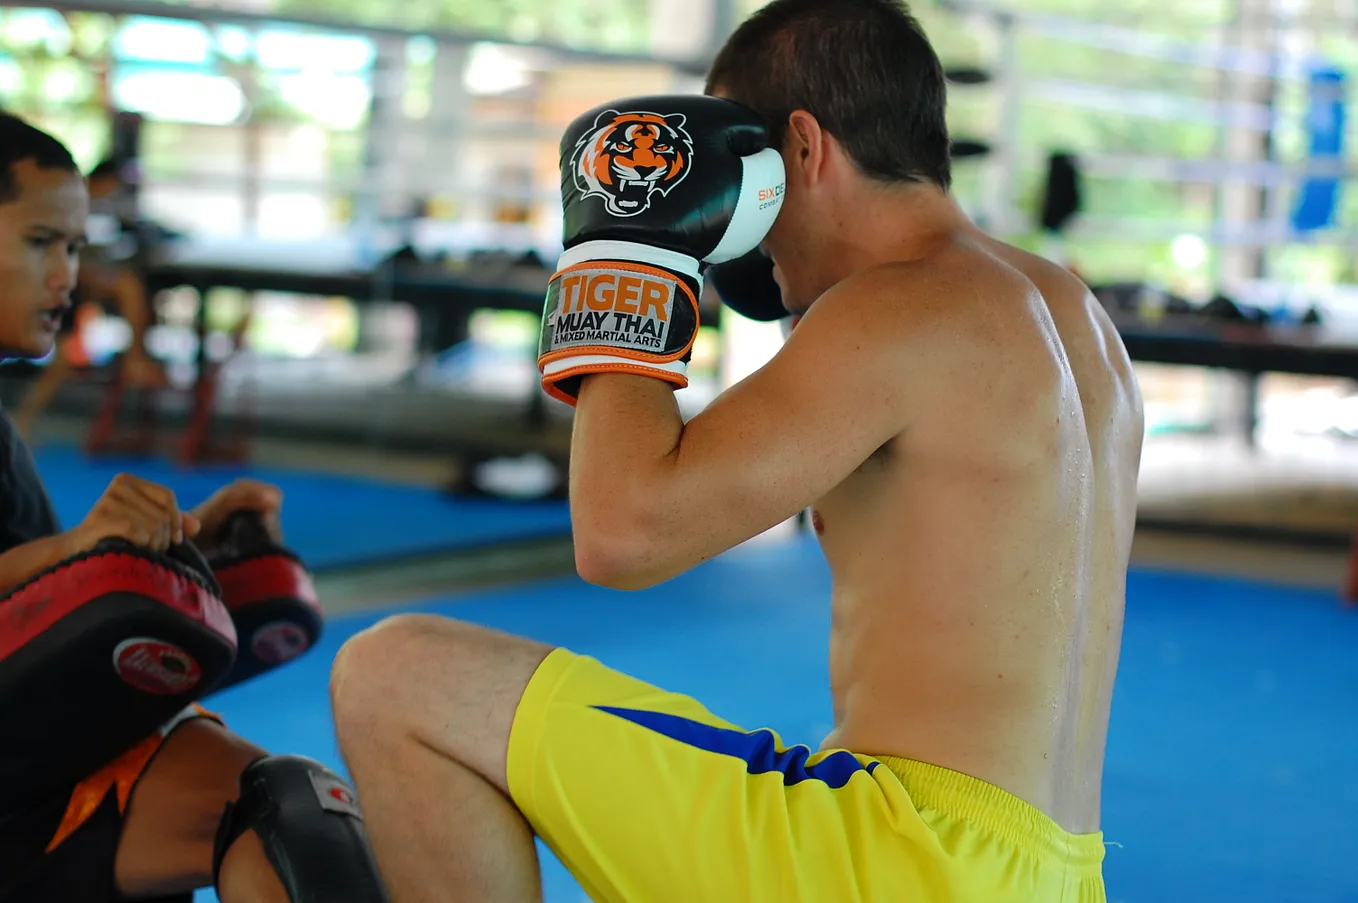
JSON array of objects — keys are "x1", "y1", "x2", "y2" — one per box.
[
  {"x1": 0, "y1": 540, "x2": 237, "y2": 804},
  {"x1": 210, "y1": 547, "x2": 322, "y2": 693}
]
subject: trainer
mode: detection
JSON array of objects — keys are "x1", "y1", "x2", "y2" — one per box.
[{"x1": 0, "y1": 112, "x2": 390, "y2": 903}]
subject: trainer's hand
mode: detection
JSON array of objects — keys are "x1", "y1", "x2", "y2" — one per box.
[
  {"x1": 190, "y1": 478, "x2": 283, "y2": 552},
  {"x1": 66, "y1": 473, "x2": 200, "y2": 555}
]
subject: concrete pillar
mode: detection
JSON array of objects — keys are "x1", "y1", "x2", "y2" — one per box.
[
  {"x1": 1215, "y1": 0, "x2": 1279, "y2": 288},
  {"x1": 354, "y1": 33, "x2": 407, "y2": 261},
  {"x1": 1211, "y1": 0, "x2": 1284, "y2": 447},
  {"x1": 421, "y1": 42, "x2": 473, "y2": 220}
]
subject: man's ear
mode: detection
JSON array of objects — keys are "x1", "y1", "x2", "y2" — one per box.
[{"x1": 785, "y1": 110, "x2": 827, "y2": 185}]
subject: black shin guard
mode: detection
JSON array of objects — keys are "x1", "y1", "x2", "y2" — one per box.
[{"x1": 213, "y1": 755, "x2": 391, "y2": 902}]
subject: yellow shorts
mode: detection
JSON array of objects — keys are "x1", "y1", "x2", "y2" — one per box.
[{"x1": 507, "y1": 649, "x2": 1106, "y2": 903}]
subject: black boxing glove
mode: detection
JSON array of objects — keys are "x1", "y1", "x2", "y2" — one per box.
[
  {"x1": 538, "y1": 94, "x2": 786, "y2": 405},
  {"x1": 706, "y1": 247, "x2": 787, "y2": 322}
]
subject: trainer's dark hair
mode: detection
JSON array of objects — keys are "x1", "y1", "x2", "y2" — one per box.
[
  {"x1": 707, "y1": 0, "x2": 951, "y2": 189},
  {"x1": 87, "y1": 158, "x2": 123, "y2": 183},
  {"x1": 0, "y1": 112, "x2": 79, "y2": 204}
]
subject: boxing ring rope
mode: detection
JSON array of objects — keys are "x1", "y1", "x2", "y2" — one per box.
[{"x1": 933, "y1": 0, "x2": 1354, "y2": 279}]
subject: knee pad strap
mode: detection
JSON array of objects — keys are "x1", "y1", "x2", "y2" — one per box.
[{"x1": 213, "y1": 754, "x2": 390, "y2": 902}]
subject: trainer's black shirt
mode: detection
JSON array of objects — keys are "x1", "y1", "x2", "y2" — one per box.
[{"x1": 0, "y1": 410, "x2": 60, "y2": 552}]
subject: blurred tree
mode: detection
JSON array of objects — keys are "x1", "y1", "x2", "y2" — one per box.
[{"x1": 267, "y1": 0, "x2": 652, "y2": 53}]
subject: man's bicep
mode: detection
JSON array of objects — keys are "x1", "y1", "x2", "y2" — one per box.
[{"x1": 675, "y1": 311, "x2": 913, "y2": 528}]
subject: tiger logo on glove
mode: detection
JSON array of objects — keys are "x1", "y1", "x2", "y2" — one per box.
[{"x1": 570, "y1": 110, "x2": 693, "y2": 217}]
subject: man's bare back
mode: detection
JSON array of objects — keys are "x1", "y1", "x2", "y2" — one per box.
[{"x1": 815, "y1": 229, "x2": 1143, "y2": 836}]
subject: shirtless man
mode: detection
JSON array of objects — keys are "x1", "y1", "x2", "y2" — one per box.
[{"x1": 329, "y1": 1, "x2": 1142, "y2": 900}]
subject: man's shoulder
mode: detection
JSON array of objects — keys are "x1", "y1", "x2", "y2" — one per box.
[
  {"x1": 816, "y1": 244, "x2": 1095, "y2": 398},
  {"x1": 960, "y1": 236, "x2": 1094, "y2": 308},
  {"x1": 818, "y1": 247, "x2": 1041, "y2": 339}
]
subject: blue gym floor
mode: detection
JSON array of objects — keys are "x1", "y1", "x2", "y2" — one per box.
[
  {"x1": 32, "y1": 445, "x2": 573, "y2": 570},
  {"x1": 38, "y1": 445, "x2": 1353, "y2": 901},
  {"x1": 189, "y1": 534, "x2": 1357, "y2": 903}
]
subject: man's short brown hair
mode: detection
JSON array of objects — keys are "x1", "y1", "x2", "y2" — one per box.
[{"x1": 707, "y1": 0, "x2": 952, "y2": 190}]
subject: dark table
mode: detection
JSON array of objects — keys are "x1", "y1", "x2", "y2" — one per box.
[
  {"x1": 140, "y1": 238, "x2": 560, "y2": 460},
  {"x1": 145, "y1": 236, "x2": 725, "y2": 350},
  {"x1": 147, "y1": 240, "x2": 1358, "y2": 438},
  {"x1": 1112, "y1": 313, "x2": 1358, "y2": 446},
  {"x1": 145, "y1": 237, "x2": 556, "y2": 352},
  {"x1": 1114, "y1": 314, "x2": 1358, "y2": 379},
  {"x1": 1112, "y1": 312, "x2": 1358, "y2": 582},
  {"x1": 138, "y1": 237, "x2": 723, "y2": 465},
  {"x1": 141, "y1": 242, "x2": 1358, "y2": 429}
]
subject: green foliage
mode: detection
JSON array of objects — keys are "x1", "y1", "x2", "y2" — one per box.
[{"x1": 265, "y1": 0, "x2": 652, "y2": 52}]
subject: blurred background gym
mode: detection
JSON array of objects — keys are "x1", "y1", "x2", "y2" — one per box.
[{"x1": 1, "y1": 0, "x2": 1355, "y2": 900}]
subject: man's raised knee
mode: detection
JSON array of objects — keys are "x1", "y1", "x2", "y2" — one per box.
[
  {"x1": 331, "y1": 614, "x2": 554, "y2": 750},
  {"x1": 330, "y1": 614, "x2": 443, "y2": 733}
]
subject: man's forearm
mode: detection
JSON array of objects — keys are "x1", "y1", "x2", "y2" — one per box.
[
  {"x1": 0, "y1": 533, "x2": 77, "y2": 594},
  {"x1": 570, "y1": 374, "x2": 686, "y2": 580},
  {"x1": 572, "y1": 373, "x2": 683, "y2": 519}
]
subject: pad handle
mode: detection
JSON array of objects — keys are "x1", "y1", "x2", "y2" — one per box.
[
  {"x1": 216, "y1": 508, "x2": 274, "y2": 550},
  {"x1": 92, "y1": 536, "x2": 221, "y2": 597}
]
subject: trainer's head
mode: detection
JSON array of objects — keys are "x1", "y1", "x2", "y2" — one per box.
[
  {"x1": 0, "y1": 113, "x2": 87, "y2": 359},
  {"x1": 707, "y1": 0, "x2": 951, "y2": 308},
  {"x1": 87, "y1": 158, "x2": 124, "y2": 200}
]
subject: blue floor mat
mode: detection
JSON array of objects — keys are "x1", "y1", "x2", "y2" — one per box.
[
  {"x1": 195, "y1": 537, "x2": 1356, "y2": 902},
  {"x1": 30, "y1": 445, "x2": 572, "y2": 571}
]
